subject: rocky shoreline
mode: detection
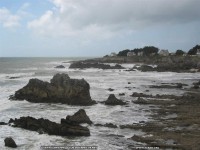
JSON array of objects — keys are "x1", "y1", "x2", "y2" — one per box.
[
  {"x1": 69, "y1": 55, "x2": 200, "y2": 72},
  {"x1": 2, "y1": 64, "x2": 200, "y2": 149}
]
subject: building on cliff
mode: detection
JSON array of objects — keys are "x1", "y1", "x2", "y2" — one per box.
[
  {"x1": 159, "y1": 50, "x2": 169, "y2": 56},
  {"x1": 127, "y1": 52, "x2": 136, "y2": 57}
]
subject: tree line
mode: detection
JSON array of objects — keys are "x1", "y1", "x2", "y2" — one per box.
[{"x1": 116, "y1": 45, "x2": 200, "y2": 56}]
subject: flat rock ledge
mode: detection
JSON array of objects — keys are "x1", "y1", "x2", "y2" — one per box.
[
  {"x1": 69, "y1": 62, "x2": 125, "y2": 69},
  {"x1": 10, "y1": 73, "x2": 96, "y2": 106},
  {"x1": 9, "y1": 116, "x2": 90, "y2": 136}
]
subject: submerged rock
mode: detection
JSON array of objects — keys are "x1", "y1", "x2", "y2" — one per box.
[
  {"x1": 108, "y1": 88, "x2": 114, "y2": 91},
  {"x1": 9, "y1": 116, "x2": 90, "y2": 136},
  {"x1": 61, "y1": 109, "x2": 92, "y2": 125},
  {"x1": 4, "y1": 137, "x2": 17, "y2": 148},
  {"x1": 94, "y1": 123, "x2": 118, "y2": 128},
  {"x1": 55, "y1": 65, "x2": 65, "y2": 68},
  {"x1": 10, "y1": 73, "x2": 96, "y2": 106},
  {"x1": 0, "y1": 122, "x2": 7, "y2": 125},
  {"x1": 104, "y1": 94, "x2": 127, "y2": 105}
]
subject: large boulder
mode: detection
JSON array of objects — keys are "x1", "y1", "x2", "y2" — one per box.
[
  {"x1": 9, "y1": 116, "x2": 90, "y2": 136},
  {"x1": 4, "y1": 137, "x2": 17, "y2": 148},
  {"x1": 61, "y1": 109, "x2": 92, "y2": 125},
  {"x1": 104, "y1": 94, "x2": 127, "y2": 105},
  {"x1": 10, "y1": 73, "x2": 96, "y2": 105}
]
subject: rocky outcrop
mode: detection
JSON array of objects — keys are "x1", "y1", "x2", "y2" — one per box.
[
  {"x1": 69, "y1": 62, "x2": 125, "y2": 69},
  {"x1": 55, "y1": 65, "x2": 65, "y2": 68},
  {"x1": 4, "y1": 137, "x2": 17, "y2": 148},
  {"x1": 10, "y1": 73, "x2": 96, "y2": 106},
  {"x1": 9, "y1": 116, "x2": 90, "y2": 136},
  {"x1": 104, "y1": 94, "x2": 127, "y2": 105},
  {"x1": 61, "y1": 109, "x2": 92, "y2": 125}
]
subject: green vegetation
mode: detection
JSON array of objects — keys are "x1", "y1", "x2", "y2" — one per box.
[
  {"x1": 175, "y1": 49, "x2": 185, "y2": 55},
  {"x1": 117, "y1": 46, "x2": 159, "y2": 56},
  {"x1": 188, "y1": 45, "x2": 200, "y2": 55}
]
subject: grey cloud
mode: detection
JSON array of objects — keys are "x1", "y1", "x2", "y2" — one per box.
[{"x1": 57, "y1": 0, "x2": 200, "y2": 29}]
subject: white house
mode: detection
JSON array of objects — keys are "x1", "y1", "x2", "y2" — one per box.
[
  {"x1": 127, "y1": 52, "x2": 136, "y2": 57},
  {"x1": 159, "y1": 50, "x2": 169, "y2": 56},
  {"x1": 137, "y1": 51, "x2": 143, "y2": 56},
  {"x1": 196, "y1": 49, "x2": 200, "y2": 55},
  {"x1": 110, "y1": 52, "x2": 117, "y2": 57}
]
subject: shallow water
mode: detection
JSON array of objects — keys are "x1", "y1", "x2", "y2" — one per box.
[{"x1": 0, "y1": 57, "x2": 200, "y2": 150}]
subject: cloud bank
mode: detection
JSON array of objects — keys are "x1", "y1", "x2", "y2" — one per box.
[{"x1": 27, "y1": 0, "x2": 200, "y2": 38}]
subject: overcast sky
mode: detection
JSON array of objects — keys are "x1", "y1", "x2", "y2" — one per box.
[{"x1": 0, "y1": 0, "x2": 200, "y2": 57}]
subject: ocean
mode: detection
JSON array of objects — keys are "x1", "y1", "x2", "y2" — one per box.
[{"x1": 0, "y1": 57, "x2": 200, "y2": 150}]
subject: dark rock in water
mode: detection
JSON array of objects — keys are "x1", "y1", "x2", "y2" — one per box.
[
  {"x1": 128, "y1": 82, "x2": 131, "y2": 84},
  {"x1": 104, "y1": 94, "x2": 127, "y2": 105},
  {"x1": 55, "y1": 65, "x2": 65, "y2": 68},
  {"x1": 94, "y1": 123, "x2": 117, "y2": 128},
  {"x1": 9, "y1": 116, "x2": 90, "y2": 136},
  {"x1": 125, "y1": 68, "x2": 136, "y2": 71},
  {"x1": 10, "y1": 73, "x2": 96, "y2": 106},
  {"x1": 62, "y1": 109, "x2": 92, "y2": 125},
  {"x1": 193, "y1": 85, "x2": 199, "y2": 89},
  {"x1": 4, "y1": 137, "x2": 17, "y2": 148},
  {"x1": 131, "y1": 92, "x2": 150, "y2": 98},
  {"x1": 9, "y1": 77, "x2": 20, "y2": 79},
  {"x1": 69, "y1": 62, "x2": 125, "y2": 69},
  {"x1": 193, "y1": 80, "x2": 200, "y2": 88},
  {"x1": 137, "y1": 65, "x2": 155, "y2": 72},
  {"x1": 119, "y1": 93, "x2": 125, "y2": 96},
  {"x1": 0, "y1": 122, "x2": 7, "y2": 125},
  {"x1": 108, "y1": 88, "x2": 114, "y2": 91},
  {"x1": 150, "y1": 83, "x2": 183, "y2": 89},
  {"x1": 104, "y1": 123, "x2": 118, "y2": 128},
  {"x1": 133, "y1": 97, "x2": 149, "y2": 105}
]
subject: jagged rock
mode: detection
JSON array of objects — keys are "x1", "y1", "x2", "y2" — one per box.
[
  {"x1": 69, "y1": 62, "x2": 125, "y2": 69},
  {"x1": 55, "y1": 65, "x2": 65, "y2": 68},
  {"x1": 104, "y1": 94, "x2": 127, "y2": 105},
  {"x1": 10, "y1": 73, "x2": 96, "y2": 106},
  {"x1": 9, "y1": 116, "x2": 90, "y2": 136},
  {"x1": 61, "y1": 109, "x2": 92, "y2": 125},
  {"x1": 4, "y1": 137, "x2": 17, "y2": 148}
]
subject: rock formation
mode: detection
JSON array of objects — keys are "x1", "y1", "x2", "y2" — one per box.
[
  {"x1": 55, "y1": 65, "x2": 65, "y2": 68},
  {"x1": 69, "y1": 62, "x2": 125, "y2": 69},
  {"x1": 9, "y1": 116, "x2": 90, "y2": 136},
  {"x1": 4, "y1": 137, "x2": 17, "y2": 148},
  {"x1": 61, "y1": 109, "x2": 93, "y2": 125},
  {"x1": 104, "y1": 94, "x2": 127, "y2": 105},
  {"x1": 10, "y1": 73, "x2": 96, "y2": 105}
]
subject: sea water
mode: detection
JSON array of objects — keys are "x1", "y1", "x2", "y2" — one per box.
[{"x1": 0, "y1": 57, "x2": 200, "y2": 150}]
